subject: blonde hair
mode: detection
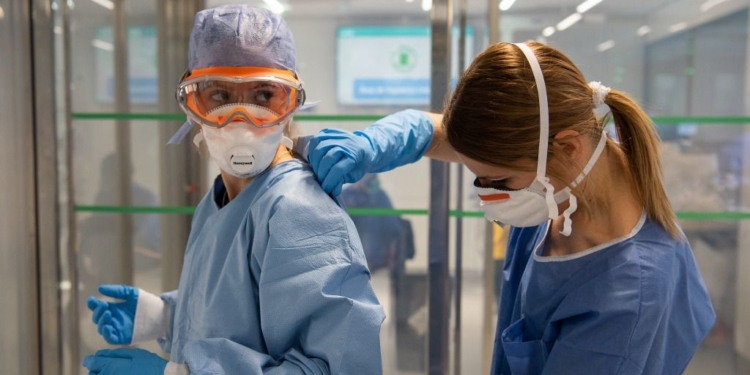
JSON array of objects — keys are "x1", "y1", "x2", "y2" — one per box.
[{"x1": 443, "y1": 41, "x2": 680, "y2": 237}]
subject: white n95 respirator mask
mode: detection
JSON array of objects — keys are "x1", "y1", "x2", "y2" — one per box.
[
  {"x1": 194, "y1": 105, "x2": 293, "y2": 179},
  {"x1": 474, "y1": 131, "x2": 607, "y2": 232},
  {"x1": 475, "y1": 180, "x2": 572, "y2": 228}
]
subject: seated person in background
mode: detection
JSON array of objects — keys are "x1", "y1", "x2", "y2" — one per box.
[{"x1": 341, "y1": 173, "x2": 406, "y2": 272}]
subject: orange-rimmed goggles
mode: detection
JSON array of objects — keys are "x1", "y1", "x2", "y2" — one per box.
[{"x1": 176, "y1": 67, "x2": 305, "y2": 128}]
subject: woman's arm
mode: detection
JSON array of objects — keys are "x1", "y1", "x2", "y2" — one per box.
[{"x1": 300, "y1": 109, "x2": 461, "y2": 195}]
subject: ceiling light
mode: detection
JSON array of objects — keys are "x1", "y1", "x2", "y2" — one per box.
[
  {"x1": 597, "y1": 40, "x2": 615, "y2": 52},
  {"x1": 422, "y1": 0, "x2": 432, "y2": 11},
  {"x1": 669, "y1": 22, "x2": 687, "y2": 33},
  {"x1": 576, "y1": 0, "x2": 603, "y2": 14},
  {"x1": 556, "y1": 13, "x2": 583, "y2": 31},
  {"x1": 543, "y1": 26, "x2": 556, "y2": 37},
  {"x1": 499, "y1": 0, "x2": 517, "y2": 11},
  {"x1": 263, "y1": 0, "x2": 286, "y2": 14},
  {"x1": 90, "y1": 0, "x2": 114, "y2": 10},
  {"x1": 406, "y1": 0, "x2": 415, "y2": 2},
  {"x1": 700, "y1": 0, "x2": 730, "y2": 12},
  {"x1": 91, "y1": 39, "x2": 114, "y2": 51},
  {"x1": 637, "y1": 25, "x2": 651, "y2": 36}
]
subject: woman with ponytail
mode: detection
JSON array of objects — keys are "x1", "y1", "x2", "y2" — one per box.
[{"x1": 302, "y1": 41, "x2": 715, "y2": 374}]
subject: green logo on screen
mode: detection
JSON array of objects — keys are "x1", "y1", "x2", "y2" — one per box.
[{"x1": 391, "y1": 46, "x2": 418, "y2": 73}]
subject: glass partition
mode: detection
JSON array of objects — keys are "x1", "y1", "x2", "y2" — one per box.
[{"x1": 56, "y1": 0, "x2": 750, "y2": 374}]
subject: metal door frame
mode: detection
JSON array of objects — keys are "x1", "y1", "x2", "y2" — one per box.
[{"x1": 32, "y1": 0, "x2": 63, "y2": 372}]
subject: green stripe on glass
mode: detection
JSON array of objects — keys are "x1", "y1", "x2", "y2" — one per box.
[
  {"x1": 675, "y1": 211, "x2": 750, "y2": 220},
  {"x1": 72, "y1": 113, "x2": 387, "y2": 122},
  {"x1": 74, "y1": 205, "x2": 750, "y2": 220},
  {"x1": 295, "y1": 114, "x2": 385, "y2": 121},
  {"x1": 347, "y1": 208, "x2": 428, "y2": 216}
]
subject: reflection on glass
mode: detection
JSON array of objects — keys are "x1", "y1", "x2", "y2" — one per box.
[
  {"x1": 76, "y1": 153, "x2": 162, "y2": 363},
  {"x1": 53, "y1": 0, "x2": 750, "y2": 374}
]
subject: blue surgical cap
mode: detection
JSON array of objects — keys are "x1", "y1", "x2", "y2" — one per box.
[{"x1": 188, "y1": 5, "x2": 296, "y2": 71}]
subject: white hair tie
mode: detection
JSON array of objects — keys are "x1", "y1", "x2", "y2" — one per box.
[{"x1": 589, "y1": 81, "x2": 611, "y2": 108}]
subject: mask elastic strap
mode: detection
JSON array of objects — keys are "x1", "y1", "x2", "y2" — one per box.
[
  {"x1": 559, "y1": 132, "x2": 607, "y2": 236},
  {"x1": 571, "y1": 131, "x2": 608, "y2": 188},
  {"x1": 193, "y1": 131, "x2": 204, "y2": 148},
  {"x1": 281, "y1": 136, "x2": 293, "y2": 150},
  {"x1": 513, "y1": 43, "x2": 557, "y2": 218},
  {"x1": 560, "y1": 195, "x2": 577, "y2": 236},
  {"x1": 193, "y1": 129, "x2": 291, "y2": 150},
  {"x1": 293, "y1": 135, "x2": 312, "y2": 162}
]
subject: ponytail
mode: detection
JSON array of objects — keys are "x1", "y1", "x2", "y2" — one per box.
[{"x1": 604, "y1": 91, "x2": 681, "y2": 237}]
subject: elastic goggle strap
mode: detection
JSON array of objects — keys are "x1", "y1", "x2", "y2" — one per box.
[
  {"x1": 184, "y1": 66, "x2": 300, "y2": 83},
  {"x1": 168, "y1": 121, "x2": 195, "y2": 145},
  {"x1": 513, "y1": 43, "x2": 557, "y2": 218},
  {"x1": 300, "y1": 101, "x2": 320, "y2": 111}
]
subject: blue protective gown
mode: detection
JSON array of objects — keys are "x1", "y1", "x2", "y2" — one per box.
[
  {"x1": 492, "y1": 214, "x2": 715, "y2": 375},
  {"x1": 158, "y1": 160, "x2": 385, "y2": 375}
]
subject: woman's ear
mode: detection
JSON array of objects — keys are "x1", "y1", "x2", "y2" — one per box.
[{"x1": 552, "y1": 130, "x2": 583, "y2": 159}]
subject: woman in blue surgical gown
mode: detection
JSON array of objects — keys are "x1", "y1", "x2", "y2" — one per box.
[
  {"x1": 82, "y1": 5, "x2": 384, "y2": 375},
  {"x1": 301, "y1": 42, "x2": 716, "y2": 374}
]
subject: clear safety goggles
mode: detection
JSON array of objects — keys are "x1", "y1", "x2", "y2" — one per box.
[{"x1": 176, "y1": 67, "x2": 306, "y2": 129}]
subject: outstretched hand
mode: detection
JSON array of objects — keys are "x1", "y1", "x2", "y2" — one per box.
[{"x1": 87, "y1": 285, "x2": 139, "y2": 345}]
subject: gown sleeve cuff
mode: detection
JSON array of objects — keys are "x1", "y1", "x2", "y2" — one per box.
[
  {"x1": 132, "y1": 288, "x2": 170, "y2": 343},
  {"x1": 164, "y1": 361, "x2": 190, "y2": 375}
]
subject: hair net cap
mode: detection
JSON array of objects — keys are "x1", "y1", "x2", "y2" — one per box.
[{"x1": 188, "y1": 5, "x2": 296, "y2": 71}]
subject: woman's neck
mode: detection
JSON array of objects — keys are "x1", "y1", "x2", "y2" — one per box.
[
  {"x1": 221, "y1": 145, "x2": 294, "y2": 201},
  {"x1": 545, "y1": 147, "x2": 643, "y2": 257}
]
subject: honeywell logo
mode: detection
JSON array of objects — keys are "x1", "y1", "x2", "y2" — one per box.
[{"x1": 233, "y1": 162, "x2": 253, "y2": 165}]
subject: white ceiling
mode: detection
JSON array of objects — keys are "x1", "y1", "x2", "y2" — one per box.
[
  {"x1": 208, "y1": 0, "x2": 679, "y2": 18},
  {"x1": 69, "y1": 0, "x2": 685, "y2": 28}
]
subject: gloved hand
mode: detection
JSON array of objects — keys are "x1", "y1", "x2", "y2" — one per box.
[
  {"x1": 87, "y1": 285, "x2": 138, "y2": 345},
  {"x1": 83, "y1": 348, "x2": 167, "y2": 375},
  {"x1": 306, "y1": 109, "x2": 435, "y2": 196},
  {"x1": 307, "y1": 128, "x2": 375, "y2": 196}
]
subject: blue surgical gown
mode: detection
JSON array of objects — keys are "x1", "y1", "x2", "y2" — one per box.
[
  {"x1": 158, "y1": 160, "x2": 385, "y2": 374},
  {"x1": 492, "y1": 214, "x2": 715, "y2": 375}
]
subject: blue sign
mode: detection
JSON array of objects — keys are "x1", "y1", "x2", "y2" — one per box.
[
  {"x1": 353, "y1": 79, "x2": 430, "y2": 100},
  {"x1": 337, "y1": 26, "x2": 473, "y2": 106}
]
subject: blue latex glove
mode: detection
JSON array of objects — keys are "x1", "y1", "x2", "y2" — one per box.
[
  {"x1": 83, "y1": 348, "x2": 167, "y2": 375},
  {"x1": 306, "y1": 109, "x2": 435, "y2": 196},
  {"x1": 87, "y1": 285, "x2": 138, "y2": 345}
]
